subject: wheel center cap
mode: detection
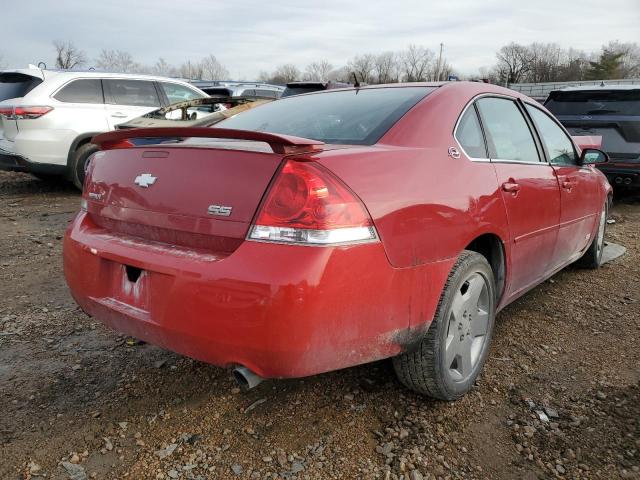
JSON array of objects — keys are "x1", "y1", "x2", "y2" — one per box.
[{"x1": 459, "y1": 310, "x2": 472, "y2": 339}]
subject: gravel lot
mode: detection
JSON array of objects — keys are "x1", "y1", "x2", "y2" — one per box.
[{"x1": 0, "y1": 171, "x2": 638, "y2": 480}]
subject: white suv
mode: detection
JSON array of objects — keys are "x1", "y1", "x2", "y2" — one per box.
[{"x1": 0, "y1": 67, "x2": 208, "y2": 189}]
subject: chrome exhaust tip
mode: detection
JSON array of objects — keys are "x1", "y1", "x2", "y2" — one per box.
[{"x1": 233, "y1": 366, "x2": 264, "y2": 390}]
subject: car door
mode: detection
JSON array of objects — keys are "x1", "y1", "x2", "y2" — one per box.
[
  {"x1": 103, "y1": 79, "x2": 162, "y2": 129},
  {"x1": 524, "y1": 103, "x2": 602, "y2": 268},
  {"x1": 476, "y1": 97, "x2": 561, "y2": 296}
]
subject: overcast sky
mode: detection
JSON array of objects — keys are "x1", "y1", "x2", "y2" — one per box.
[{"x1": 2, "y1": 0, "x2": 639, "y2": 79}]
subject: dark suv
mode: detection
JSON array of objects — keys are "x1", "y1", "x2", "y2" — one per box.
[{"x1": 544, "y1": 86, "x2": 640, "y2": 190}]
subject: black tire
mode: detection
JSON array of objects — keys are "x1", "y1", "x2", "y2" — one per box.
[
  {"x1": 393, "y1": 250, "x2": 496, "y2": 401},
  {"x1": 70, "y1": 143, "x2": 99, "y2": 191},
  {"x1": 576, "y1": 200, "x2": 608, "y2": 269}
]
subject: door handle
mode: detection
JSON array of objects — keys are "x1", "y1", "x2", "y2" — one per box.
[
  {"x1": 111, "y1": 113, "x2": 127, "y2": 118},
  {"x1": 501, "y1": 181, "x2": 520, "y2": 193},
  {"x1": 562, "y1": 180, "x2": 574, "y2": 190}
]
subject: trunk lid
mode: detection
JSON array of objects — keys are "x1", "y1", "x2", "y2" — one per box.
[{"x1": 84, "y1": 128, "x2": 324, "y2": 253}]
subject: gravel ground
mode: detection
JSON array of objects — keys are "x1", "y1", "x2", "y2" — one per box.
[{"x1": 0, "y1": 170, "x2": 638, "y2": 480}]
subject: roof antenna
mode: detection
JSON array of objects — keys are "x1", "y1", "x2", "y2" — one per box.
[
  {"x1": 600, "y1": 81, "x2": 605, "y2": 87},
  {"x1": 352, "y1": 72, "x2": 360, "y2": 89}
]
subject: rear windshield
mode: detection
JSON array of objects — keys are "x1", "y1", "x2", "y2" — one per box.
[
  {"x1": 545, "y1": 90, "x2": 640, "y2": 116},
  {"x1": 218, "y1": 87, "x2": 434, "y2": 145},
  {"x1": 0, "y1": 73, "x2": 42, "y2": 102}
]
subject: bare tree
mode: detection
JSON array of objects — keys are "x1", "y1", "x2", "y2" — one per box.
[
  {"x1": 557, "y1": 48, "x2": 589, "y2": 81},
  {"x1": 374, "y1": 52, "x2": 398, "y2": 84},
  {"x1": 53, "y1": 41, "x2": 86, "y2": 70},
  {"x1": 200, "y1": 54, "x2": 229, "y2": 81},
  {"x1": 347, "y1": 54, "x2": 376, "y2": 84},
  {"x1": 179, "y1": 60, "x2": 204, "y2": 80},
  {"x1": 266, "y1": 64, "x2": 301, "y2": 84},
  {"x1": 304, "y1": 60, "x2": 333, "y2": 81},
  {"x1": 527, "y1": 43, "x2": 563, "y2": 82},
  {"x1": 399, "y1": 45, "x2": 434, "y2": 82},
  {"x1": 152, "y1": 58, "x2": 176, "y2": 77},
  {"x1": 327, "y1": 66, "x2": 351, "y2": 83},
  {"x1": 495, "y1": 43, "x2": 533, "y2": 84},
  {"x1": 96, "y1": 49, "x2": 139, "y2": 73}
]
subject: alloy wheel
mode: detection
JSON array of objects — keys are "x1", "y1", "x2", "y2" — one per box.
[{"x1": 445, "y1": 272, "x2": 491, "y2": 382}]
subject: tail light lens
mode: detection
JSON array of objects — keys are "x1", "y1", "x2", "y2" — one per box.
[
  {"x1": 248, "y1": 159, "x2": 377, "y2": 245},
  {"x1": 99, "y1": 139, "x2": 134, "y2": 150},
  {"x1": 13, "y1": 106, "x2": 53, "y2": 119},
  {"x1": 0, "y1": 106, "x2": 13, "y2": 117}
]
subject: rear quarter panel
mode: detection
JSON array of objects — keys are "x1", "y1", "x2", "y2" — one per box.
[{"x1": 319, "y1": 84, "x2": 510, "y2": 270}]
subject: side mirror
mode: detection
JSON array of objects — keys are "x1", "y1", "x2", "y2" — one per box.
[{"x1": 580, "y1": 148, "x2": 609, "y2": 166}]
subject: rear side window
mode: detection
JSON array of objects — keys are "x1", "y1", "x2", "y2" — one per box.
[
  {"x1": 455, "y1": 106, "x2": 487, "y2": 158},
  {"x1": 104, "y1": 79, "x2": 161, "y2": 107},
  {"x1": 0, "y1": 73, "x2": 42, "y2": 102},
  {"x1": 219, "y1": 87, "x2": 434, "y2": 145},
  {"x1": 54, "y1": 79, "x2": 103, "y2": 104},
  {"x1": 525, "y1": 104, "x2": 577, "y2": 166},
  {"x1": 477, "y1": 97, "x2": 540, "y2": 163},
  {"x1": 545, "y1": 90, "x2": 640, "y2": 116},
  {"x1": 161, "y1": 82, "x2": 204, "y2": 104}
]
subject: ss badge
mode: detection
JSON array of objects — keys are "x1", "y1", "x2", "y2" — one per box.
[{"x1": 208, "y1": 205, "x2": 233, "y2": 217}]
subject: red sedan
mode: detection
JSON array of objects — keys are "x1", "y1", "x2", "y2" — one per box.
[{"x1": 63, "y1": 82, "x2": 612, "y2": 400}]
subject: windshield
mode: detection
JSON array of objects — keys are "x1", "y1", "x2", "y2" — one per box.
[
  {"x1": 217, "y1": 86, "x2": 434, "y2": 145},
  {"x1": 0, "y1": 73, "x2": 42, "y2": 102},
  {"x1": 545, "y1": 90, "x2": 640, "y2": 116}
]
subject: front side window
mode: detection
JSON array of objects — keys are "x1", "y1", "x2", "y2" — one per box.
[
  {"x1": 526, "y1": 104, "x2": 577, "y2": 166},
  {"x1": 476, "y1": 97, "x2": 540, "y2": 163},
  {"x1": 104, "y1": 79, "x2": 160, "y2": 107},
  {"x1": 218, "y1": 87, "x2": 434, "y2": 145},
  {"x1": 161, "y1": 82, "x2": 205, "y2": 104},
  {"x1": 455, "y1": 106, "x2": 487, "y2": 159},
  {"x1": 54, "y1": 79, "x2": 103, "y2": 104}
]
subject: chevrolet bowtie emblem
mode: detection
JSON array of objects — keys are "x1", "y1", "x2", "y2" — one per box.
[{"x1": 134, "y1": 173, "x2": 157, "y2": 188}]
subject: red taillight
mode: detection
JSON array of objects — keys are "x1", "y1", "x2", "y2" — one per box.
[
  {"x1": 249, "y1": 159, "x2": 377, "y2": 245},
  {"x1": 100, "y1": 139, "x2": 134, "y2": 150},
  {"x1": 13, "y1": 106, "x2": 53, "y2": 119},
  {"x1": 0, "y1": 106, "x2": 13, "y2": 117}
]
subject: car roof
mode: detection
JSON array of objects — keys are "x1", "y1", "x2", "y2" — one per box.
[
  {"x1": 1, "y1": 66, "x2": 198, "y2": 84},
  {"x1": 288, "y1": 81, "x2": 533, "y2": 102}
]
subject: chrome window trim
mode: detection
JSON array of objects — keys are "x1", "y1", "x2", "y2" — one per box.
[{"x1": 454, "y1": 93, "x2": 553, "y2": 166}]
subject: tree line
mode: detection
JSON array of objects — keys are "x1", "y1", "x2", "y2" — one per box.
[
  {"x1": 49, "y1": 41, "x2": 228, "y2": 81},
  {"x1": 3, "y1": 39, "x2": 638, "y2": 85},
  {"x1": 490, "y1": 40, "x2": 640, "y2": 84}
]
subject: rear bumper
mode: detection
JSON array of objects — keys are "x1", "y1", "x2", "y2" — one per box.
[
  {"x1": 599, "y1": 164, "x2": 640, "y2": 189},
  {"x1": 63, "y1": 211, "x2": 453, "y2": 378},
  {"x1": 0, "y1": 148, "x2": 67, "y2": 175}
]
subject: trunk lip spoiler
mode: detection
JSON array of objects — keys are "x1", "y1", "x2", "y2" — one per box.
[{"x1": 92, "y1": 128, "x2": 325, "y2": 155}]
